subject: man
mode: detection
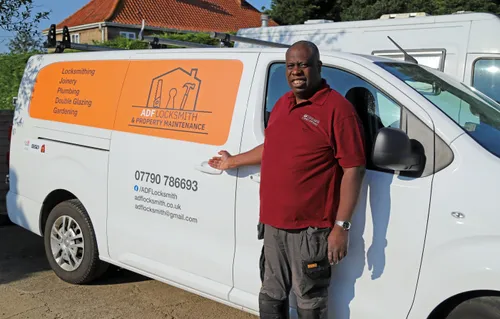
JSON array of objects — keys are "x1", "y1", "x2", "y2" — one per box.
[{"x1": 208, "y1": 41, "x2": 366, "y2": 319}]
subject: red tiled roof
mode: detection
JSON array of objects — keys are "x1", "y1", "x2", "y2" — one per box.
[
  {"x1": 56, "y1": 0, "x2": 119, "y2": 28},
  {"x1": 56, "y1": 0, "x2": 278, "y2": 32}
]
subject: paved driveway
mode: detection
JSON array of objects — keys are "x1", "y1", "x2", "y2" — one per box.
[{"x1": 0, "y1": 224, "x2": 256, "y2": 319}]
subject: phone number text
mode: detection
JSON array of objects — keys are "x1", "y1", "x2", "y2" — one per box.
[{"x1": 134, "y1": 170, "x2": 198, "y2": 192}]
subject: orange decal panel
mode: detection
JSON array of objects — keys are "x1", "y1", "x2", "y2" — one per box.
[
  {"x1": 29, "y1": 61, "x2": 130, "y2": 128},
  {"x1": 29, "y1": 59, "x2": 244, "y2": 146},
  {"x1": 114, "y1": 59, "x2": 244, "y2": 145}
]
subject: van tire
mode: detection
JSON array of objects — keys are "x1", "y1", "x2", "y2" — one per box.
[
  {"x1": 43, "y1": 199, "x2": 108, "y2": 284},
  {"x1": 445, "y1": 296, "x2": 500, "y2": 319}
]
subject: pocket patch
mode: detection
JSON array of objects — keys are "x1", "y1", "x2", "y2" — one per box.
[
  {"x1": 299, "y1": 227, "x2": 330, "y2": 262},
  {"x1": 303, "y1": 258, "x2": 331, "y2": 281}
]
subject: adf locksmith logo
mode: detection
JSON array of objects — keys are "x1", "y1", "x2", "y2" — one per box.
[{"x1": 302, "y1": 114, "x2": 320, "y2": 126}]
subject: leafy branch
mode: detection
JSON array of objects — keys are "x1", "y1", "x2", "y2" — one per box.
[{"x1": 0, "y1": 0, "x2": 50, "y2": 32}]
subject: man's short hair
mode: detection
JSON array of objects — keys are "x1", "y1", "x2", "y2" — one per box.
[{"x1": 288, "y1": 40, "x2": 320, "y2": 62}]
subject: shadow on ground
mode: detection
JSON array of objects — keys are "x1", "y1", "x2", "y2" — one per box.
[{"x1": 0, "y1": 224, "x2": 149, "y2": 286}]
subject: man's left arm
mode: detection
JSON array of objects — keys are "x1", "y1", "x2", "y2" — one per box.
[
  {"x1": 335, "y1": 165, "x2": 365, "y2": 225},
  {"x1": 328, "y1": 104, "x2": 367, "y2": 265}
]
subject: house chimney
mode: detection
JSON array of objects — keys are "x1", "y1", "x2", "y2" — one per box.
[{"x1": 261, "y1": 14, "x2": 269, "y2": 27}]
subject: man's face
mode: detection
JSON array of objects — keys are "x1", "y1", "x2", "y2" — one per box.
[{"x1": 285, "y1": 45, "x2": 322, "y2": 99}]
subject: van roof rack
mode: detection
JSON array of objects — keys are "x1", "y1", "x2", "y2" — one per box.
[{"x1": 44, "y1": 23, "x2": 290, "y2": 53}]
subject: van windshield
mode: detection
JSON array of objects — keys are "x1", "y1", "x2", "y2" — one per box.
[{"x1": 376, "y1": 62, "x2": 500, "y2": 158}]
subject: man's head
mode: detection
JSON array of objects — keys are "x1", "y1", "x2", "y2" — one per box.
[{"x1": 285, "y1": 41, "x2": 323, "y2": 101}]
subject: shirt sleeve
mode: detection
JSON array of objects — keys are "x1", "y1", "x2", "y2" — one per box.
[{"x1": 332, "y1": 99, "x2": 367, "y2": 168}]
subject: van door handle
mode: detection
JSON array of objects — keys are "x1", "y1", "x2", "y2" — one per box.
[
  {"x1": 196, "y1": 161, "x2": 223, "y2": 175},
  {"x1": 250, "y1": 173, "x2": 260, "y2": 183}
]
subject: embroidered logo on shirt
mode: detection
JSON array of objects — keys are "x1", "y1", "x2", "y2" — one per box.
[{"x1": 302, "y1": 114, "x2": 320, "y2": 126}]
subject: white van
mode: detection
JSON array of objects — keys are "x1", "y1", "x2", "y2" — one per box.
[
  {"x1": 236, "y1": 12, "x2": 500, "y2": 104},
  {"x1": 6, "y1": 43, "x2": 500, "y2": 319}
]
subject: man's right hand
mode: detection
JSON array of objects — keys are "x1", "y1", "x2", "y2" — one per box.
[
  {"x1": 207, "y1": 144, "x2": 264, "y2": 171},
  {"x1": 208, "y1": 150, "x2": 233, "y2": 170}
]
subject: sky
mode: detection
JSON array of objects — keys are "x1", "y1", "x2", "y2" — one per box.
[{"x1": 0, "y1": 0, "x2": 272, "y2": 53}]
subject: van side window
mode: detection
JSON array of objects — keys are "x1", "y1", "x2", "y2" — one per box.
[
  {"x1": 473, "y1": 58, "x2": 500, "y2": 103},
  {"x1": 264, "y1": 62, "x2": 402, "y2": 171}
]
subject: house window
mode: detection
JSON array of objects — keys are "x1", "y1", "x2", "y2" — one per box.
[
  {"x1": 120, "y1": 31, "x2": 136, "y2": 40},
  {"x1": 71, "y1": 33, "x2": 80, "y2": 44}
]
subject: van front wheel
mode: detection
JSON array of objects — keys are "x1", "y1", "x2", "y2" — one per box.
[
  {"x1": 43, "y1": 199, "x2": 108, "y2": 284},
  {"x1": 446, "y1": 296, "x2": 500, "y2": 319}
]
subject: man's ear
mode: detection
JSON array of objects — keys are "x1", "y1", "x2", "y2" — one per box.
[{"x1": 318, "y1": 60, "x2": 323, "y2": 72}]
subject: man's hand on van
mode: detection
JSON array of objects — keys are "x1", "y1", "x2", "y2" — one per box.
[
  {"x1": 208, "y1": 144, "x2": 264, "y2": 171},
  {"x1": 208, "y1": 151, "x2": 234, "y2": 170}
]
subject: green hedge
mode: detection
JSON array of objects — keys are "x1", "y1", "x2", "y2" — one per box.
[
  {"x1": 0, "y1": 52, "x2": 39, "y2": 110},
  {"x1": 91, "y1": 31, "x2": 235, "y2": 49}
]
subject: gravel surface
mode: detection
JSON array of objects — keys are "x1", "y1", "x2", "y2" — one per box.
[{"x1": 0, "y1": 224, "x2": 256, "y2": 319}]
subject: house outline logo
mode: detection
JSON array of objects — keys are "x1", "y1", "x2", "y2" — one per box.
[
  {"x1": 129, "y1": 66, "x2": 214, "y2": 137},
  {"x1": 145, "y1": 67, "x2": 202, "y2": 111}
]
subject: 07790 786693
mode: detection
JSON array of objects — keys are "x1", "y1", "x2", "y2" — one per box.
[{"x1": 134, "y1": 170, "x2": 198, "y2": 192}]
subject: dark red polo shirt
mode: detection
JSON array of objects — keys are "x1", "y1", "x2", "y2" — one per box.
[{"x1": 259, "y1": 80, "x2": 366, "y2": 230}]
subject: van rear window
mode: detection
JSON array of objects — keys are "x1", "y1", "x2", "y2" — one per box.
[{"x1": 473, "y1": 58, "x2": 500, "y2": 104}]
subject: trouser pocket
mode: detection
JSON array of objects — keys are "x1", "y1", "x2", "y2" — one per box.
[
  {"x1": 302, "y1": 258, "x2": 331, "y2": 281},
  {"x1": 297, "y1": 227, "x2": 332, "y2": 300},
  {"x1": 299, "y1": 227, "x2": 330, "y2": 263}
]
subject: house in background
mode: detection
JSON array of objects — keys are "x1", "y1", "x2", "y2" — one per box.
[{"x1": 42, "y1": 0, "x2": 278, "y2": 44}]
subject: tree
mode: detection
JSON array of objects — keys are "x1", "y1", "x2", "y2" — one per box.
[
  {"x1": 267, "y1": 0, "x2": 340, "y2": 25},
  {"x1": 0, "y1": 0, "x2": 50, "y2": 33},
  {"x1": 339, "y1": 0, "x2": 500, "y2": 21},
  {"x1": 8, "y1": 29, "x2": 44, "y2": 54},
  {"x1": 268, "y1": 0, "x2": 500, "y2": 24}
]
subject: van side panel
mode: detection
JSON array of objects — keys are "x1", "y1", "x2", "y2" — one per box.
[
  {"x1": 7, "y1": 53, "x2": 131, "y2": 261},
  {"x1": 106, "y1": 53, "x2": 259, "y2": 301},
  {"x1": 468, "y1": 17, "x2": 500, "y2": 54},
  {"x1": 238, "y1": 23, "x2": 470, "y2": 81},
  {"x1": 7, "y1": 141, "x2": 110, "y2": 253},
  {"x1": 409, "y1": 134, "x2": 500, "y2": 319}
]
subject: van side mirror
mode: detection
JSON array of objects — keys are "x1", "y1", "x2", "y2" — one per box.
[{"x1": 372, "y1": 127, "x2": 423, "y2": 172}]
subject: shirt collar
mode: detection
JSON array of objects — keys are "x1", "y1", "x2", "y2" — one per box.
[{"x1": 286, "y1": 79, "x2": 331, "y2": 107}]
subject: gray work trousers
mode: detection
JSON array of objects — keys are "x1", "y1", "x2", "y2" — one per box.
[{"x1": 259, "y1": 224, "x2": 332, "y2": 319}]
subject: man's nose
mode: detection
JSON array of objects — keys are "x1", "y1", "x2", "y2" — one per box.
[{"x1": 291, "y1": 66, "x2": 303, "y2": 74}]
